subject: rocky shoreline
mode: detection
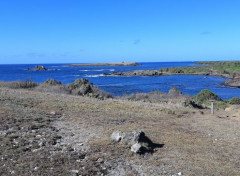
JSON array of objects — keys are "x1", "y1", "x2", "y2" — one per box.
[{"x1": 104, "y1": 66, "x2": 240, "y2": 88}]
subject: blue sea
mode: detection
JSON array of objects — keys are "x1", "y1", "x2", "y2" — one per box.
[{"x1": 0, "y1": 62, "x2": 240, "y2": 100}]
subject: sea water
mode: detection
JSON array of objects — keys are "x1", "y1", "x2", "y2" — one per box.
[{"x1": 0, "y1": 62, "x2": 239, "y2": 100}]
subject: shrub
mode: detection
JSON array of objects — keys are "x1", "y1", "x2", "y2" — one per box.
[
  {"x1": 229, "y1": 97, "x2": 240, "y2": 104},
  {"x1": 194, "y1": 89, "x2": 222, "y2": 103},
  {"x1": 8, "y1": 80, "x2": 38, "y2": 89},
  {"x1": 44, "y1": 79, "x2": 62, "y2": 85},
  {"x1": 168, "y1": 88, "x2": 182, "y2": 97}
]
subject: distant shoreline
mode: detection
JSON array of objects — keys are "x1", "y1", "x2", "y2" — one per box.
[
  {"x1": 63, "y1": 62, "x2": 141, "y2": 67},
  {"x1": 104, "y1": 61, "x2": 240, "y2": 88}
]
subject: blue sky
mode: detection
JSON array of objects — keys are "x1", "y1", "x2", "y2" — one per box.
[{"x1": 0, "y1": 0, "x2": 240, "y2": 64}]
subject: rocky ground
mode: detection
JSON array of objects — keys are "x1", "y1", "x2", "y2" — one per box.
[{"x1": 0, "y1": 87, "x2": 240, "y2": 175}]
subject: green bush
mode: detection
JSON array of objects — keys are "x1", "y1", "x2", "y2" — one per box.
[
  {"x1": 194, "y1": 89, "x2": 222, "y2": 103},
  {"x1": 44, "y1": 79, "x2": 62, "y2": 85},
  {"x1": 229, "y1": 97, "x2": 240, "y2": 104}
]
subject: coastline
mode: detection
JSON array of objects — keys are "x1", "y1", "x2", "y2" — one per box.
[
  {"x1": 63, "y1": 62, "x2": 141, "y2": 67},
  {"x1": 103, "y1": 61, "x2": 240, "y2": 88}
]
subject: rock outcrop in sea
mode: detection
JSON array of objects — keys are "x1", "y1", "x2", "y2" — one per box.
[{"x1": 27, "y1": 65, "x2": 49, "y2": 71}]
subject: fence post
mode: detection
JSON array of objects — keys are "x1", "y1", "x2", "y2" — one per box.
[{"x1": 209, "y1": 100, "x2": 214, "y2": 115}]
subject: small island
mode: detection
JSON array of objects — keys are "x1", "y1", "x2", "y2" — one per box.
[
  {"x1": 27, "y1": 65, "x2": 49, "y2": 71},
  {"x1": 64, "y1": 62, "x2": 141, "y2": 67}
]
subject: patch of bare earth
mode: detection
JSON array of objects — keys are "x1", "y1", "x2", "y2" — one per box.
[{"x1": 0, "y1": 87, "x2": 239, "y2": 175}]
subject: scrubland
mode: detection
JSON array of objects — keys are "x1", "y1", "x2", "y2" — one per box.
[{"x1": 0, "y1": 81, "x2": 240, "y2": 175}]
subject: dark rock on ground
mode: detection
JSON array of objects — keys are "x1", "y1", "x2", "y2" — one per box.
[
  {"x1": 67, "y1": 78, "x2": 94, "y2": 96},
  {"x1": 67, "y1": 78, "x2": 112, "y2": 99}
]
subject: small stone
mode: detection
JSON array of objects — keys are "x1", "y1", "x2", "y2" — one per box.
[
  {"x1": 78, "y1": 143, "x2": 84, "y2": 146},
  {"x1": 97, "y1": 158, "x2": 104, "y2": 163},
  {"x1": 131, "y1": 143, "x2": 142, "y2": 153},
  {"x1": 70, "y1": 170, "x2": 79, "y2": 174},
  {"x1": 178, "y1": 172, "x2": 182, "y2": 176},
  {"x1": 50, "y1": 111, "x2": 56, "y2": 115},
  {"x1": 111, "y1": 131, "x2": 124, "y2": 142}
]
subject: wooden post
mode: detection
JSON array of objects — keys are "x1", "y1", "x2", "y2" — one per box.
[{"x1": 209, "y1": 100, "x2": 214, "y2": 115}]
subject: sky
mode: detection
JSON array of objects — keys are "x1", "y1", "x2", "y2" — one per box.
[{"x1": 0, "y1": 0, "x2": 240, "y2": 64}]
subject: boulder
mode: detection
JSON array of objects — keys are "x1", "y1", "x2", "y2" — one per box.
[
  {"x1": 111, "y1": 130, "x2": 161, "y2": 154},
  {"x1": 68, "y1": 79, "x2": 94, "y2": 95}
]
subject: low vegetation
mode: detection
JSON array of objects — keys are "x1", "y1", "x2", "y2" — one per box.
[
  {"x1": 193, "y1": 89, "x2": 222, "y2": 103},
  {"x1": 0, "y1": 78, "x2": 112, "y2": 99},
  {"x1": 159, "y1": 61, "x2": 240, "y2": 76},
  {"x1": 1, "y1": 80, "x2": 39, "y2": 89},
  {"x1": 229, "y1": 97, "x2": 240, "y2": 104},
  {"x1": 1, "y1": 84, "x2": 240, "y2": 175},
  {"x1": 197, "y1": 61, "x2": 240, "y2": 74},
  {"x1": 1, "y1": 79, "x2": 239, "y2": 110}
]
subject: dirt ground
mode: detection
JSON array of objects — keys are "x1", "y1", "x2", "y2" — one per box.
[{"x1": 0, "y1": 87, "x2": 239, "y2": 176}]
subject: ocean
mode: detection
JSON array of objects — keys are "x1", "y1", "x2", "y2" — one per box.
[{"x1": 0, "y1": 62, "x2": 239, "y2": 99}]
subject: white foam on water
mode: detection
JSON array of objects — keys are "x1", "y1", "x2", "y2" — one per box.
[{"x1": 84, "y1": 74, "x2": 104, "y2": 78}]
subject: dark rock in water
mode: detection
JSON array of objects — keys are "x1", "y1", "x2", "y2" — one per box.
[
  {"x1": 44, "y1": 79, "x2": 62, "y2": 85},
  {"x1": 111, "y1": 130, "x2": 163, "y2": 154},
  {"x1": 27, "y1": 65, "x2": 49, "y2": 71}
]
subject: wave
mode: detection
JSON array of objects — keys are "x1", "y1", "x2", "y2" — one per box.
[
  {"x1": 80, "y1": 69, "x2": 115, "y2": 72},
  {"x1": 71, "y1": 75, "x2": 81, "y2": 77},
  {"x1": 84, "y1": 74, "x2": 104, "y2": 78}
]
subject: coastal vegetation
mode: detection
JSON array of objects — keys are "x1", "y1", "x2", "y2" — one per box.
[
  {"x1": 159, "y1": 61, "x2": 240, "y2": 76},
  {"x1": 105, "y1": 61, "x2": 240, "y2": 88},
  {"x1": 0, "y1": 79, "x2": 237, "y2": 109},
  {"x1": 229, "y1": 97, "x2": 240, "y2": 104},
  {"x1": 1, "y1": 80, "x2": 240, "y2": 175}
]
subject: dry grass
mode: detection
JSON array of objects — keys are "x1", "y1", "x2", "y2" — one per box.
[{"x1": 0, "y1": 87, "x2": 240, "y2": 175}]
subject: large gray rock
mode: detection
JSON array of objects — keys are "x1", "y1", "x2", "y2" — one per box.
[
  {"x1": 68, "y1": 78, "x2": 94, "y2": 95},
  {"x1": 111, "y1": 130, "x2": 145, "y2": 145},
  {"x1": 111, "y1": 130, "x2": 161, "y2": 154}
]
